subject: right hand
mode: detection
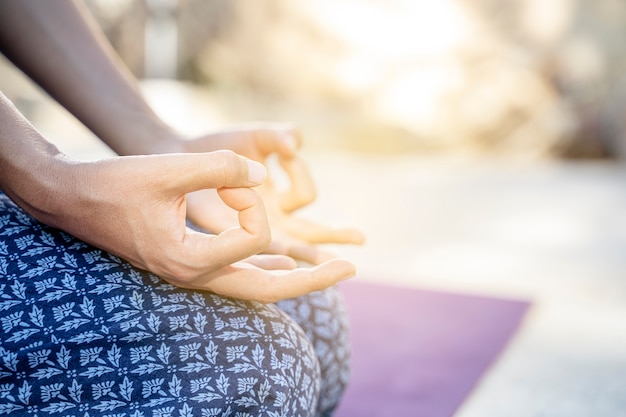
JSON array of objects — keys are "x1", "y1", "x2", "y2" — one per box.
[{"x1": 35, "y1": 150, "x2": 355, "y2": 303}]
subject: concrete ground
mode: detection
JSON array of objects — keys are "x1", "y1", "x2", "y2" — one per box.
[
  {"x1": 15, "y1": 79, "x2": 626, "y2": 417},
  {"x1": 308, "y1": 153, "x2": 626, "y2": 417}
]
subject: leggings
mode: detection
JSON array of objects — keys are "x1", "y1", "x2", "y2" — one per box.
[{"x1": 0, "y1": 192, "x2": 350, "y2": 417}]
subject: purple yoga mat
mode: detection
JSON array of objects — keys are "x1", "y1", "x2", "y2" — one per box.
[{"x1": 334, "y1": 280, "x2": 530, "y2": 417}]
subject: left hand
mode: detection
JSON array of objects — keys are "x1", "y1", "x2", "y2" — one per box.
[{"x1": 176, "y1": 125, "x2": 365, "y2": 264}]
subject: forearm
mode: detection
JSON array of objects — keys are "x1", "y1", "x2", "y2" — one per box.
[
  {"x1": 0, "y1": 0, "x2": 181, "y2": 155},
  {"x1": 0, "y1": 92, "x2": 74, "y2": 222}
]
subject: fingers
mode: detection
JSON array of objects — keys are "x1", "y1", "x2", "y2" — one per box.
[
  {"x1": 216, "y1": 187, "x2": 269, "y2": 237},
  {"x1": 244, "y1": 254, "x2": 298, "y2": 270},
  {"x1": 194, "y1": 126, "x2": 314, "y2": 213},
  {"x1": 264, "y1": 258, "x2": 356, "y2": 302},
  {"x1": 230, "y1": 126, "x2": 315, "y2": 213},
  {"x1": 278, "y1": 156, "x2": 317, "y2": 212},
  {"x1": 254, "y1": 127, "x2": 301, "y2": 159},
  {"x1": 130, "y1": 152, "x2": 271, "y2": 275},
  {"x1": 185, "y1": 189, "x2": 238, "y2": 233},
  {"x1": 264, "y1": 238, "x2": 337, "y2": 265},
  {"x1": 286, "y1": 244, "x2": 337, "y2": 265},
  {"x1": 191, "y1": 258, "x2": 356, "y2": 303},
  {"x1": 120, "y1": 139, "x2": 360, "y2": 297},
  {"x1": 281, "y1": 215, "x2": 366, "y2": 245},
  {"x1": 207, "y1": 125, "x2": 301, "y2": 160},
  {"x1": 184, "y1": 187, "x2": 271, "y2": 271}
]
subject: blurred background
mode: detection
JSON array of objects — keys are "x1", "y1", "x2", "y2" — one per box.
[{"x1": 2, "y1": 0, "x2": 626, "y2": 415}]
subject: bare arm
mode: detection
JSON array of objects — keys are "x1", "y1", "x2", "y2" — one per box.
[
  {"x1": 0, "y1": 0, "x2": 364, "y2": 262},
  {"x1": 0, "y1": 91, "x2": 356, "y2": 302},
  {"x1": 0, "y1": 92, "x2": 69, "y2": 216},
  {"x1": 0, "y1": 0, "x2": 179, "y2": 155}
]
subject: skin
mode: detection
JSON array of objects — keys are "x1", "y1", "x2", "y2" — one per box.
[
  {"x1": 181, "y1": 127, "x2": 366, "y2": 264},
  {"x1": 0, "y1": 0, "x2": 363, "y2": 303}
]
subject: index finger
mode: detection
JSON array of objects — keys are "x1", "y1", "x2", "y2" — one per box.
[
  {"x1": 278, "y1": 155, "x2": 317, "y2": 212},
  {"x1": 158, "y1": 151, "x2": 267, "y2": 196},
  {"x1": 179, "y1": 187, "x2": 271, "y2": 275},
  {"x1": 254, "y1": 126, "x2": 301, "y2": 159}
]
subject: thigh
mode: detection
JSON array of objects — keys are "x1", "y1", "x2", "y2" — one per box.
[{"x1": 0, "y1": 193, "x2": 320, "y2": 417}]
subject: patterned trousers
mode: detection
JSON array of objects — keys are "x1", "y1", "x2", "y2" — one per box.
[{"x1": 0, "y1": 192, "x2": 350, "y2": 417}]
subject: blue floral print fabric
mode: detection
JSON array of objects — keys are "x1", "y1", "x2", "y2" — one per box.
[
  {"x1": 276, "y1": 291, "x2": 350, "y2": 417},
  {"x1": 0, "y1": 192, "x2": 350, "y2": 417}
]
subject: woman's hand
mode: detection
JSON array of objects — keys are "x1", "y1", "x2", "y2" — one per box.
[
  {"x1": 32, "y1": 151, "x2": 355, "y2": 303},
  {"x1": 178, "y1": 125, "x2": 365, "y2": 264}
]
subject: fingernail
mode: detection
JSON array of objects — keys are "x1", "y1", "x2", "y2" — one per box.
[{"x1": 247, "y1": 160, "x2": 267, "y2": 184}]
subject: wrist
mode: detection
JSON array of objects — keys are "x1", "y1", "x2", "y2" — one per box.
[
  {"x1": 0, "y1": 93, "x2": 86, "y2": 229},
  {"x1": 1, "y1": 143, "x2": 74, "y2": 224}
]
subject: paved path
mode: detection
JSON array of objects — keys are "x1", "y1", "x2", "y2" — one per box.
[{"x1": 304, "y1": 152, "x2": 626, "y2": 417}]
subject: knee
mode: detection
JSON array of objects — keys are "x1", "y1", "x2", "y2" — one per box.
[
  {"x1": 214, "y1": 304, "x2": 321, "y2": 416},
  {"x1": 277, "y1": 287, "x2": 351, "y2": 416}
]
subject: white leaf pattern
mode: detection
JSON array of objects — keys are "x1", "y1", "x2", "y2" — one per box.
[{"x1": 0, "y1": 192, "x2": 351, "y2": 416}]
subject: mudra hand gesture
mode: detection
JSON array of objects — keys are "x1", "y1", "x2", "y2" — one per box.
[
  {"x1": 0, "y1": 0, "x2": 363, "y2": 304},
  {"x1": 4, "y1": 130, "x2": 356, "y2": 304},
  {"x1": 177, "y1": 125, "x2": 365, "y2": 265}
]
